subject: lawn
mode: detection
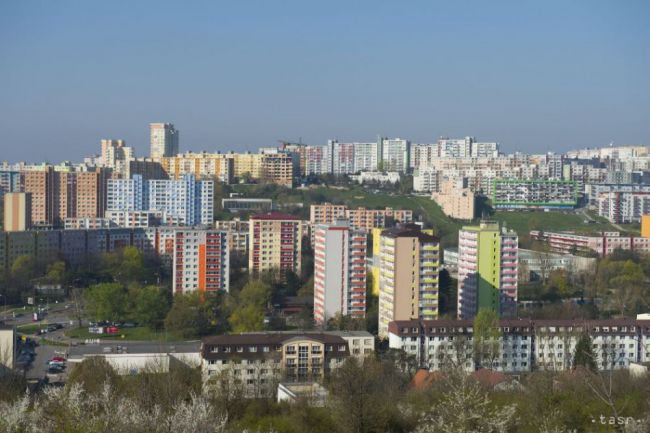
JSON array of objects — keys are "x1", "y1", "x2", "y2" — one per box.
[
  {"x1": 65, "y1": 326, "x2": 185, "y2": 341},
  {"x1": 16, "y1": 323, "x2": 47, "y2": 335},
  {"x1": 232, "y1": 183, "x2": 624, "y2": 247}
]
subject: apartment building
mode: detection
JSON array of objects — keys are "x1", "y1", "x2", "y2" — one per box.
[
  {"x1": 160, "y1": 151, "x2": 233, "y2": 183},
  {"x1": 388, "y1": 318, "x2": 650, "y2": 373},
  {"x1": 313, "y1": 221, "x2": 367, "y2": 324},
  {"x1": 0, "y1": 171, "x2": 21, "y2": 198},
  {"x1": 260, "y1": 154, "x2": 294, "y2": 187},
  {"x1": 530, "y1": 230, "x2": 650, "y2": 257},
  {"x1": 413, "y1": 169, "x2": 440, "y2": 193},
  {"x1": 21, "y1": 166, "x2": 55, "y2": 226},
  {"x1": 104, "y1": 210, "x2": 161, "y2": 228},
  {"x1": 150, "y1": 123, "x2": 179, "y2": 158},
  {"x1": 3, "y1": 192, "x2": 31, "y2": 231},
  {"x1": 304, "y1": 145, "x2": 330, "y2": 175},
  {"x1": 173, "y1": 229, "x2": 229, "y2": 294},
  {"x1": 597, "y1": 191, "x2": 650, "y2": 223},
  {"x1": 380, "y1": 138, "x2": 410, "y2": 172},
  {"x1": 378, "y1": 226, "x2": 440, "y2": 338},
  {"x1": 201, "y1": 331, "x2": 374, "y2": 397},
  {"x1": 492, "y1": 179, "x2": 578, "y2": 210},
  {"x1": 249, "y1": 212, "x2": 303, "y2": 276},
  {"x1": 410, "y1": 144, "x2": 438, "y2": 170},
  {"x1": 352, "y1": 142, "x2": 379, "y2": 173},
  {"x1": 457, "y1": 222, "x2": 518, "y2": 320},
  {"x1": 310, "y1": 203, "x2": 413, "y2": 231},
  {"x1": 431, "y1": 178, "x2": 475, "y2": 220},
  {"x1": 214, "y1": 219, "x2": 250, "y2": 255},
  {"x1": 228, "y1": 152, "x2": 263, "y2": 179},
  {"x1": 108, "y1": 174, "x2": 214, "y2": 226}
]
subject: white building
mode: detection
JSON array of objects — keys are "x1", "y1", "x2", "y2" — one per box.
[
  {"x1": 313, "y1": 221, "x2": 367, "y2": 324},
  {"x1": 150, "y1": 123, "x2": 179, "y2": 158},
  {"x1": 413, "y1": 169, "x2": 440, "y2": 192},
  {"x1": 148, "y1": 175, "x2": 214, "y2": 226},
  {"x1": 381, "y1": 138, "x2": 410, "y2": 172},
  {"x1": 172, "y1": 229, "x2": 230, "y2": 294}
]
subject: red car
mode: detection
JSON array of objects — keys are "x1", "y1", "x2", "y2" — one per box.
[
  {"x1": 106, "y1": 326, "x2": 119, "y2": 334},
  {"x1": 51, "y1": 356, "x2": 66, "y2": 362}
]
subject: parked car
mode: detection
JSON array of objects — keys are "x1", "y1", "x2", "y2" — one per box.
[
  {"x1": 47, "y1": 360, "x2": 65, "y2": 367},
  {"x1": 47, "y1": 365, "x2": 64, "y2": 374},
  {"x1": 51, "y1": 356, "x2": 66, "y2": 362}
]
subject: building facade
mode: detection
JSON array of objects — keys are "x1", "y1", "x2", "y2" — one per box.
[
  {"x1": 173, "y1": 229, "x2": 229, "y2": 294},
  {"x1": 378, "y1": 226, "x2": 440, "y2": 338},
  {"x1": 457, "y1": 222, "x2": 518, "y2": 320},
  {"x1": 150, "y1": 123, "x2": 179, "y2": 158},
  {"x1": 313, "y1": 221, "x2": 367, "y2": 324},
  {"x1": 249, "y1": 212, "x2": 303, "y2": 276}
]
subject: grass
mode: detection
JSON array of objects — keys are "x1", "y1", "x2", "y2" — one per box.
[
  {"x1": 65, "y1": 326, "x2": 185, "y2": 341},
  {"x1": 232, "y1": 183, "x2": 626, "y2": 248},
  {"x1": 16, "y1": 323, "x2": 47, "y2": 334}
]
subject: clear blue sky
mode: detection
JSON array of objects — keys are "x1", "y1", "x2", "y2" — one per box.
[{"x1": 1, "y1": 0, "x2": 648, "y2": 162}]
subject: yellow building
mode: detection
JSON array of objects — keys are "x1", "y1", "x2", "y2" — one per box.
[
  {"x1": 3, "y1": 192, "x2": 32, "y2": 232},
  {"x1": 161, "y1": 152, "x2": 233, "y2": 183},
  {"x1": 378, "y1": 226, "x2": 440, "y2": 338},
  {"x1": 642, "y1": 215, "x2": 650, "y2": 238}
]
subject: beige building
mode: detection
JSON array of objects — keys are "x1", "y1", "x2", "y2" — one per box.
[
  {"x1": 201, "y1": 331, "x2": 373, "y2": 397},
  {"x1": 310, "y1": 203, "x2": 413, "y2": 231},
  {"x1": 261, "y1": 154, "x2": 294, "y2": 188},
  {"x1": 228, "y1": 152, "x2": 263, "y2": 179},
  {"x1": 22, "y1": 166, "x2": 55, "y2": 226},
  {"x1": 160, "y1": 151, "x2": 233, "y2": 183},
  {"x1": 215, "y1": 219, "x2": 250, "y2": 256},
  {"x1": 3, "y1": 192, "x2": 31, "y2": 232},
  {"x1": 378, "y1": 226, "x2": 440, "y2": 338},
  {"x1": 249, "y1": 212, "x2": 303, "y2": 276},
  {"x1": 431, "y1": 179, "x2": 475, "y2": 220}
]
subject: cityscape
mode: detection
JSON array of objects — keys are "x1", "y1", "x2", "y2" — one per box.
[{"x1": 1, "y1": 1, "x2": 650, "y2": 433}]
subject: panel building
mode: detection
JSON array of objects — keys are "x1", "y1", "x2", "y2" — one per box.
[
  {"x1": 150, "y1": 123, "x2": 179, "y2": 159},
  {"x1": 249, "y1": 212, "x2": 303, "y2": 276},
  {"x1": 457, "y1": 221, "x2": 518, "y2": 320},
  {"x1": 173, "y1": 229, "x2": 229, "y2": 294},
  {"x1": 313, "y1": 221, "x2": 367, "y2": 324},
  {"x1": 378, "y1": 226, "x2": 440, "y2": 338},
  {"x1": 3, "y1": 192, "x2": 31, "y2": 232}
]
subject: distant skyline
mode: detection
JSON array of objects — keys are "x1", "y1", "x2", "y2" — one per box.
[{"x1": 1, "y1": 0, "x2": 649, "y2": 162}]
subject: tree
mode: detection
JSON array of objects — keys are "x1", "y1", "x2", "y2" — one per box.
[
  {"x1": 547, "y1": 269, "x2": 571, "y2": 297},
  {"x1": 84, "y1": 283, "x2": 129, "y2": 322},
  {"x1": 10, "y1": 255, "x2": 36, "y2": 289},
  {"x1": 228, "y1": 280, "x2": 271, "y2": 332},
  {"x1": 130, "y1": 285, "x2": 171, "y2": 329},
  {"x1": 472, "y1": 309, "x2": 501, "y2": 370},
  {"x1": 573, "y1": 333, "x2": 597, "y2": 371},
  {"x1": 43, "y1": 260, "x2": 65, "y2": 285},
  {"x1": 165, "y1": 292, "x2": 215, "y2": 338},
  {"x1": 67, "y1": 357, "x2": 119, "y2": 394},
  {"x1": 328, "y1": 357, "x2": 408, "y2": 433}
]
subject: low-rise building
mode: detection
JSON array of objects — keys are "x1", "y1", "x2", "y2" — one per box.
[
  {"x1": 201, "y1": 331, "x2": 374, "y2": 397},
  {"x1": 530, "y1": 230, "x2": 650, "y2": 257},
  {"x1": 388, "y1": 318, "x2": 650, "y2": 373},
  {"x1": 492, "y1": 179, "x2": 578, "y2": 210}
]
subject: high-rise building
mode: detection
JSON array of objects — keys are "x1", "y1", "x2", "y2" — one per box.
[
  {"x1": 150, "y1": 123, "x2": 179, "y2": 158},
  {"x1": 313, "y1": 220, "x2": 367, "y2": 324},
  {"x1": 3, "y1": 192, "x2": 32, "y2": 232},
  {"x1": 378, "y1": 225, "x2": 440, "y2": 338},
  {"x1": 438, "y1": 137, "x2": 473, "y2": 158},
  {"x1": 309, "y1": 203, "x2": 413, "y2": 231},
  {"x1": 304, "y1": 145, "x2": 330, "y2": 175},
  {"x1": 173, "y1": 229, "x2": 229, "y2": 294},
  {"x1": 380, "y1": 138, "x2": 410, "y2": 172},
  {"x1": 148, "y1": 175, "x2": 213, "y2": 226},
  {"x1": 249, "y1": 212, "x2": 302, "y2": 276},
  {"x1": 21, "y1": 166, "x2": 55, "y2": 227},
  {"x1": 457, "y1": 221, "x2": 518, "y2": 319},
  {"x1": 260, "y1": 154, "x2": 293, "y2": 187},
  {"x1": 0, "y1": 171, "x2": 21, "y2": 199},
  {"x1": 107, "y1": 174, "x2": 213, "y2": 226},
  {"x1": 353, "y1": 142, "x2": 379, "y2": 173},
  {"x1": 160, "y1": 151, "x2": 233, "y2": 183},
  {"x1": 410, "y1": 143, "x2": 438, "y2": 169}
]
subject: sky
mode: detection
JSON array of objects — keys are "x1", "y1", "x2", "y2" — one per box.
[{"x1": 1, "y1": 0, "x2": 649, "y2": 162}]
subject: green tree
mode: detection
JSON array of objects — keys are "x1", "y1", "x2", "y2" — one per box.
[
  {"x1": 473, "y1": 309, "x2": 502, "y2": 369},
  {"x1": 11, "y1": 255, "x2": 36, "y2": 289},
  {"x1": 130, "y1": 285, "x2": 171, "y2": 329},
  {"x1": 44, "y1": 260, "x2": 66, "y2": 285},
  {"x1": 84, "y1": 283, "x2": 129, "y2": 322},
  {"x1": 164, "y1": 292, "x2": 215, "y2": 338},
  {"x1": 573, "y1": 333, "x2": 597, "y2": 371},
  {"x1": 67, "y1": 357, "x2": 119, "y2": 394},
  {"x1": 228, "y1": 280, "x2": 272, "y2": 332}
]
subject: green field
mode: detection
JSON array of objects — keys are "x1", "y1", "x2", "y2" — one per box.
[
  {"x1": 232, "y1": 183, "x2": 624, "y2": 247},
  {"x1": 65, "y1": 326, "x2": 184, "y2": 341}
]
